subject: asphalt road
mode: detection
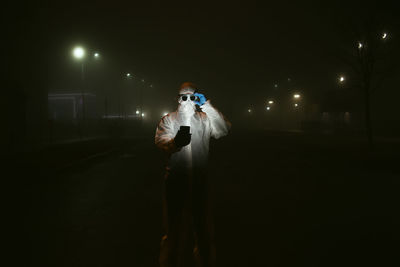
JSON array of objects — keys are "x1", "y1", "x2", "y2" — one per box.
[{"x1": 20, "y1": 130, "x2": 400, "y2": 267}]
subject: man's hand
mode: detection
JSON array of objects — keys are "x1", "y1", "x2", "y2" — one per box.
[
  {"x1": 174, "y1": 130, "x2": 191, "y2": 147},
  {"x1": 194, "y1": 93, "x2": 207, "y2": 106}
]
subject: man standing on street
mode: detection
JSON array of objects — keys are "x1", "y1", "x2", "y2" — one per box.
[{"x1": 155, "y1": 82, "x2": 231, "y2": 267}]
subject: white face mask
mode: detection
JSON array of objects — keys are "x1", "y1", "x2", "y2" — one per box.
[
  {"x1": 177, "y1": 88, "x2": 196, "y2": 115},
  {"x1": 178, "y1": 100, "x2": 196, "y2": 114}
]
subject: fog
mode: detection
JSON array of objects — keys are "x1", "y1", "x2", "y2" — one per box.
[{"x1": 4, "y1": 1, "x2": 400, "y2": 266}]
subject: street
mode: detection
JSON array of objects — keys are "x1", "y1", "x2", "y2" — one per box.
[{"x1": 20, "y1": 130, "x2": 400, "y2": 267}]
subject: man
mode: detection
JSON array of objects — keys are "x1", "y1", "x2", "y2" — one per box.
[{"x1": 155, "y1": 82, "x2": 231, "y2": 267}]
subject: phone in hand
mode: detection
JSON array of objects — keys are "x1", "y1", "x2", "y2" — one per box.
[{"x1": 180, "y1": 126, "x2": 190, "y2": 134}]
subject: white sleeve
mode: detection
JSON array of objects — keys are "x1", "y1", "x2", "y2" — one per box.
[
  {"x1": 201, "y1": 100, "x2": 231, "y2": 139},
  {"x1": 155, "y1": 115, "x2": 179, "y2": 153}
]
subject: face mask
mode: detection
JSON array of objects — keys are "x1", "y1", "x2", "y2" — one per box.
[{"x1": 178, "y1": 98, "x2": 196, "y2": 114}]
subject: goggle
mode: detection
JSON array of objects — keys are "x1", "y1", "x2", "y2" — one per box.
[{"x1": 179, "y1": 94, "x2": 198, "y2": 102}]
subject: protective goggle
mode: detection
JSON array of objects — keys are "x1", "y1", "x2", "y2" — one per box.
[{"x1": 179, "y1": 94, "x2": 198, "y2": 102}]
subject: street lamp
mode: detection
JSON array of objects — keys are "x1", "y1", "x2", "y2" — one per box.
[
  {"x1": 358, "y1": 42, "x2": 363, "y2": 49},
  {"x1": 382, "y1": 32, "x2": 388, "y2": 40},
  {"x1": 266, "y1": 106, "x2": 271, "y2": 111},
  {"x1": 294, "y1": 103, "x2": 299, "y2": 107},
  {"x1": 248, "y1": 109, "x2": 252, "y2": 113},
  {"x1": 73, "y1": 46, "x2": 85, "y2": 59},
  {"x1": 72, "y1": 46, "x2": 87, "y2": 138},
  {"x1": 94, "y1": 52, "x2": 100, "y2": 59},
  {"x1": 268, "y1": 100, "x2": 274, "y2": 104},
  {"x1": 339, "y1": 76, "x2": 345, "y2": 83},
  {"x1": 293, "y1": 94, "x2": 301, "y2": 99}
]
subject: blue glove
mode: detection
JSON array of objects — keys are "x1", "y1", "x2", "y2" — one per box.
[{"x1": 194, "y1": 93, "x2": 207, "y2": 106}]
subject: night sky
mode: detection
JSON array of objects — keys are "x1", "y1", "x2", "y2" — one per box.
[{"x1": 5, "y1": 1, "x2": 400, "y2": 120}]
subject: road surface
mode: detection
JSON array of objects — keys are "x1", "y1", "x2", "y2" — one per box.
[{"x1": 18, "y1": 130, "x2": 400, "y2": 266}]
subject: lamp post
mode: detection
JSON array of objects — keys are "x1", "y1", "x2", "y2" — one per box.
[
  {"x1": 72, "y1": 46, "x2": 86, "y2": 137},
  {"x1": 140, "y1": 79, "x2": 145, "y2": 123}
]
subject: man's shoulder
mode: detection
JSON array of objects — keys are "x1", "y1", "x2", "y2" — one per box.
[
  {"x1": 160, "y1": 111, "x2": 177, "y2": 123},
  {"x1": 167, "y1": 111, "x2": 178, "y2": 119}
]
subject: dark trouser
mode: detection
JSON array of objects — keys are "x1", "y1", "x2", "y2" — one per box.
[{"x1": 159, "y1": 170, "x2": 215, "y2": 267}]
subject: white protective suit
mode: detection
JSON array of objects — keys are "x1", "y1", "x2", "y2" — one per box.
[
  {"x1": 155, "y1": 87, "x2": 230, "y2": 267},
  {"x1": 155, "y1": 98, "x2": 230, "y2": 172}
]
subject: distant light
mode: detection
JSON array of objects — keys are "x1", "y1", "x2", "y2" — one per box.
[
  {"x1": 248, "y1": 109, "x2": 252, "y2": 113},
  {"x1": 293, "y1": 94, "x2": 301, "y2": 99},
  {"x1": 72, "y1": 46, "x2": 85, "y2": 59},
  {"x1": 294, "y1": 103, "x2": 298, "y2": 107},
  {"x1": 339, "y1": 76, "x2": 345, "y2": 83},
  {"x1": 266, "y1": 106, "x2": 271, "y2": 110},
  {"x1": 382, "y1": 32, "x2": 387, "y2": 39},
  {"x1": 94, "y1": 52, "x2": 100, "y2": 58},
  {"x1": 162, "y1": 112, "x2": 168, "y2": 116},
  {"x1": 268, "y1": 100, "x2": 274, "y2": 104},
  {"x1": 287, "y1": 78, "x2": 291, "y2": 82},
  {"x1": 274, "y1": 84, "x2": 278, "y2": 88},
  {"x1": 126, "y1": 73, "x2": 131, "y2": 78},
  {"x1": 141, "y1": 79, "x2": 145, "y2": 82},
  {"x1": 141, "y1": 113, "x2": 145, "y2": 117},
  {"x1": 358, "y1": 42, "x2": 363, "y2": 49},
  {"x1": 150, "y1": 84, "x2": 153, "y2": 88},
  {"x1": 136, "y1": 110, "x2": 140, "y2": 115}
]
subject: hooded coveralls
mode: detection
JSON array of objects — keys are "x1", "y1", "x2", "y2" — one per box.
[{"x1": 155, "y1": 100, "x2": 230, "y2": 267}]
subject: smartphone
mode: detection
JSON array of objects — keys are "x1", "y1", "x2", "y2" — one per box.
[{"x1": 180, "y1": 126, "x2": 190, "y2": 134}]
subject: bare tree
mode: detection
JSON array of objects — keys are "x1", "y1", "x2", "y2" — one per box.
[{"x1": 338, "y1": 14, "x2": 398, "y2": 150}]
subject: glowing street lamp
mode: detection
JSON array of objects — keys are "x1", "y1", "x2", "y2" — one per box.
[
  {"x1": 266, "y1": 106, "x2": 271, "y2": 111},
  {"x1": 248, "y1": 109, "x2": 252, "y2": 113},
  {"x1": 293, "y1": 94, "x2": 301, "y2": 99},
  {"x1": 294, "y1": 103, "x2": 299, "y2": 107},
  {"x1": 382, "y1": 32, "x2": 388, "y2": 40},
  {"x1": 136, "y1": 110, "x2": 140, "y2": 115},
  {"x1": 358, "y1": 42, "x2": 363, "y2": 49},
  {"x1": 72, "y1": 46, "x2": 87, "y2": 138},
  {"x1": 339, "y1": 76, "x2": 345, "y2": 83},
  {"x1": 126, "y1": 73, "x2": 132, "y2": 78},
  {"x1": 72, "y1": 46, "x2": 85, "y2": 59},
  {"x1": 141, "y1": 113, "x2": 145, "y2": 117},
  {"x1": 268, "y1": 100, "x2": 274, "y2": 104}
]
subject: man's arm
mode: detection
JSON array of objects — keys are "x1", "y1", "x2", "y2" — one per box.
[
  {"x1": 201, "y1": 101, "x2": 231, "y2": 139},
  {"x1": 155, "y1": 115, "x2": 180, "y2": 153}
]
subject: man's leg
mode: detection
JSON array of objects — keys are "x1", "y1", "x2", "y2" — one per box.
[
  {"x1": 192, "y1": 175, "x2": 216, "y2": 267},
  {"x1": 159, "y1": 173, "x2": 190, "y2": 267}
]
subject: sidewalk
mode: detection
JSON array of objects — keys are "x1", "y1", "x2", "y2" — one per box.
[{"x1": 5, "y1": 137, "x2": 121, "y2": 175}]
